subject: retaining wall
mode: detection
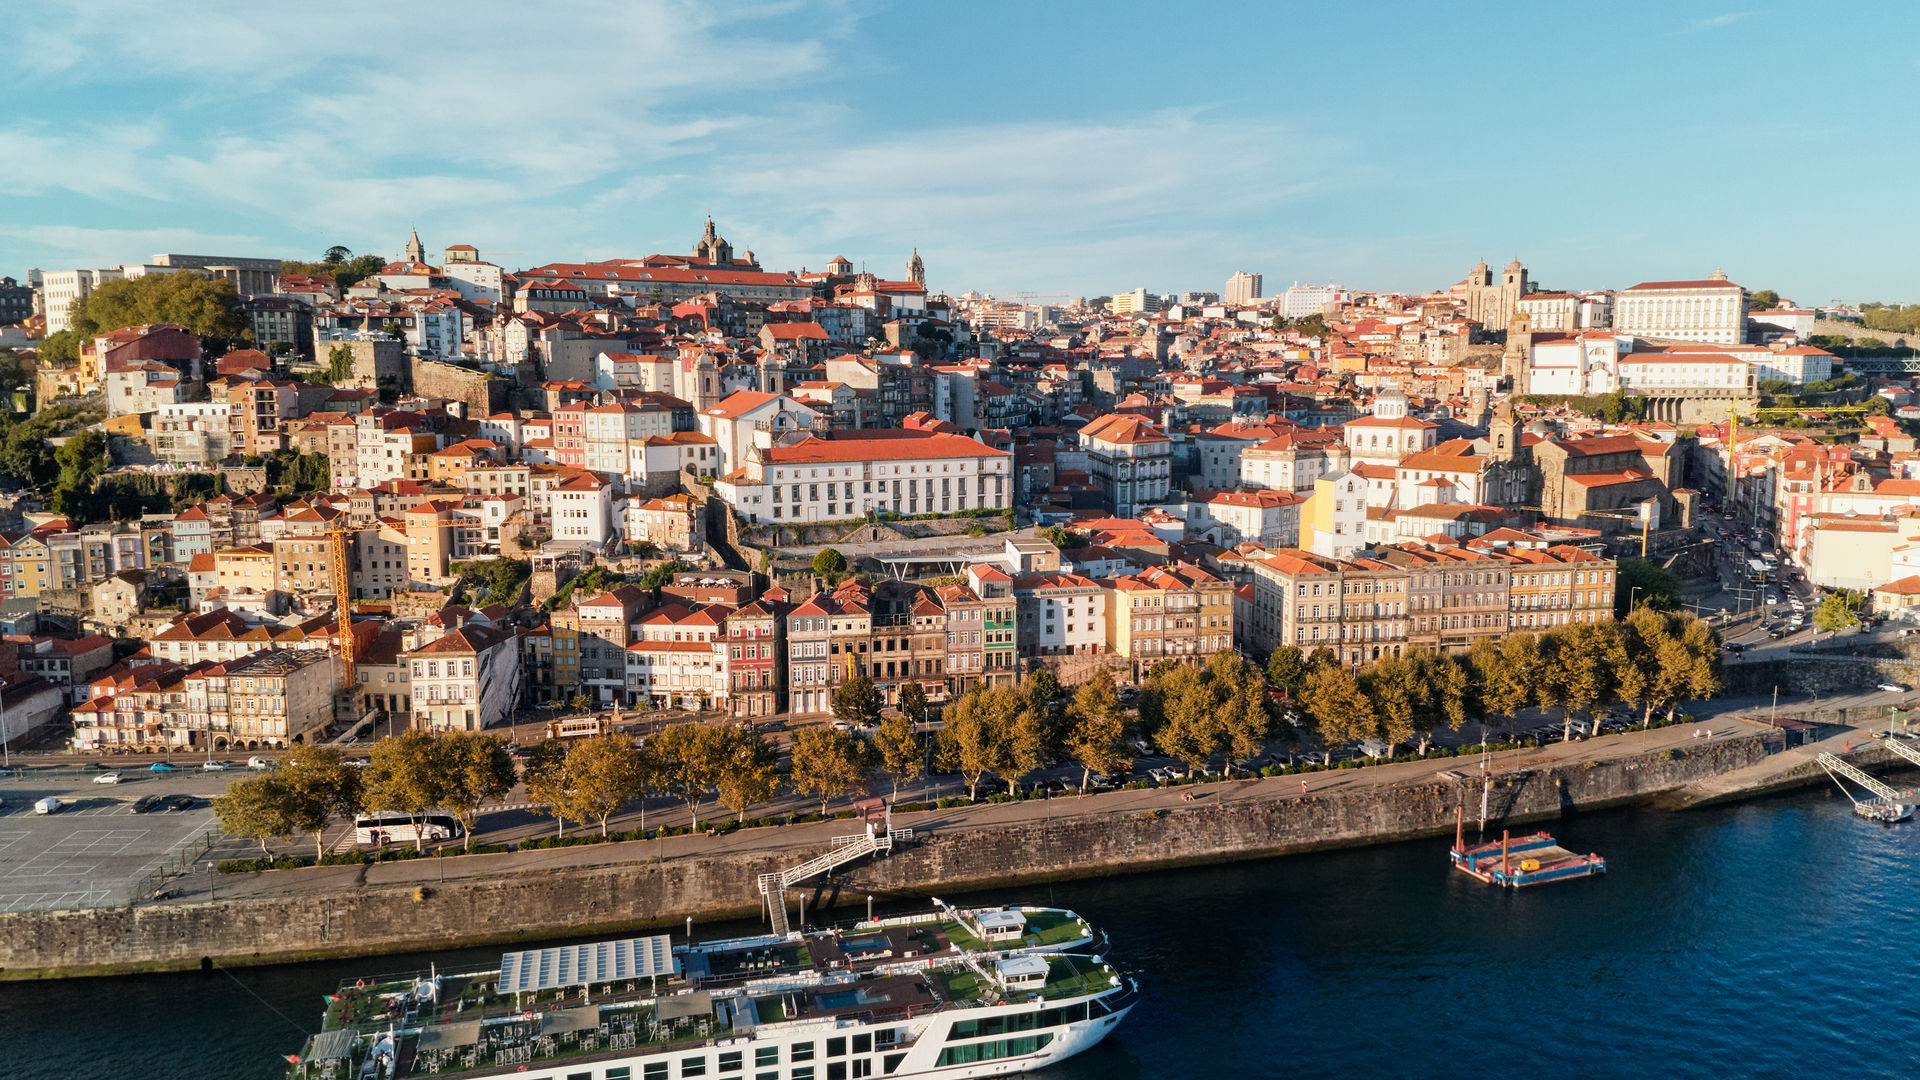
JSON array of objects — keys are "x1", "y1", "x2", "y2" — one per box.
[{"x1": 0, "y1": 735, "x2": 1777, "y2": 980}]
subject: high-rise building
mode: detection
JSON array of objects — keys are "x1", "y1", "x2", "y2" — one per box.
[
  {"x1": 1110, "y1": 288, "x2": 1163, "y2": 315},
  {"x1": 1225, "y1": 270, "x2": 1263, "y2": 305}
]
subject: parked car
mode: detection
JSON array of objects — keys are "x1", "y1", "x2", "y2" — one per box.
[
  {"x1": 92, "y1": 772, "x2": 121, "y2": 785},
  {"x1": 164, "y1": 795, "x2": 197, "y2": 812},
  {"x1": 200, "y1": 760, "x2": 229, "y2": 771},
  {"x1": 33, "y1": 797, "x2": 64, "y2": 815},
  {"x1": 247, "y1": 756, "x2": 273, "y2": 769},
  {"x1": 149, "y1": 762, "x2": 176, "y2": 773},
  {"x1": 760, "y1": 720, "x2": 789, "y2": 732},
  {"x1": 132, "y1": 794, "x2": 165, "y2": 813},
  {"x1": 1879, "y1": 684, "x2": 1910, "y2": 694}
]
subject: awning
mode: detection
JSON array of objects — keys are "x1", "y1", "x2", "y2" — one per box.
[{"x1": 497, "y1": 935, "x2": 678, "y2": 995}]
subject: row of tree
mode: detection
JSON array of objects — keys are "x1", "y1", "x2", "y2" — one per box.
[{"x1": 1280, "y1": 608, "x2": 1722, "y2": 759}]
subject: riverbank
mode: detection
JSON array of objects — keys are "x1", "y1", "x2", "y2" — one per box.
[{"x1": 5, "y1": 714, "x2": 1888, "y2": 981}]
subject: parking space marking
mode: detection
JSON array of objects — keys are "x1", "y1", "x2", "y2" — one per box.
[
  {"x1": 1, "y1": 888, "x2": 112, "y2": 912},
  {"x1": 7, "y1": 828, "x2": 149, "y2": 880}
]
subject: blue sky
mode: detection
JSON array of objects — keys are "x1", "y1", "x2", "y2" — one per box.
[{"x1": 4, "y1": 1, "x2": 1917, "y2": 303}]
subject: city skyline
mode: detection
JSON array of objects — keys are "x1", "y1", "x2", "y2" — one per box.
[{"x1": 5, "y1": 2, "x2": 1919, "y2": 302}]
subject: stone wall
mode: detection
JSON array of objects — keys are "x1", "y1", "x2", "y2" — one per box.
[
  {"x1": 0, "y1": 734, "x2": 1776, "y2": 980},
  {"x1": 411, "y1": 359, "x2": 505, "y2": 418}
]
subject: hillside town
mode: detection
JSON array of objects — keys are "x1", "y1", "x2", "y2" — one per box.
[{"x1": 0, "y1": 226, "x2": 1912, "y2": 776}]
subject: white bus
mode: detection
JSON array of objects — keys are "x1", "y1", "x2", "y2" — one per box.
[{"x1": 354, "y1": 812, "x2": 461, "y2": 846}]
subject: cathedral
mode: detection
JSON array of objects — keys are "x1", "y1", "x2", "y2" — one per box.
[
  {"x1": 692, "y1": 219, "x2": 759, "y2": 269},
  {"x1": 1463, "y1": 258, "x2": 1530, "y2": 328}
]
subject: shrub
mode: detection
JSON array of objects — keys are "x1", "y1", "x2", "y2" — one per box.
[
  {"x1": 217, "y1": 856, "x2": 308, "y2": 874},
  {"x1": 318, "y1": 850, "x2": 369, "y2": 866}
]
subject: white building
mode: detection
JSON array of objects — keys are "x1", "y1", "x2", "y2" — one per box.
[
  {"x1": 38, "y1": 268, "x2": 124, "y2": 334},
  {"x1": 550, "y1": 471, "x2": 615, "y2": 548},
  {"x1": 716, "y1": 430, "x2": 1012, "y2": 524},
  {"x1": 1013, "y1": 572, "x2": 1109, "y2": 659},
  {"x1": 1341, "y1": 390, "x2": 1437, "y2": 464},
  {"x1": 405, "y1": 623, "x2": 520, "y2": 732},
  {"x1": 1302, "y1": 471, "x2": 1368, "y2": 561},
  {"x1": 1282, "y1": 282, "x2": 1348, "y2": 319},
  {"x1": 697, "y1": 390, "x2": 823, "y2": 476},
  {"x1": 1188, "y1": 489, "x2": 1304, "y2": 548},
  {"x1": 1612, "y1": 273, "x2": 1745, "y2": 344}
]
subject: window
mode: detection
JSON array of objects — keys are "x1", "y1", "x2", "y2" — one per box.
[
  {"x1": 827, "y1": 1066, "x2": 847, "y2": 1080},
  {"x1": 643, "y1": 1068, "x2": 666, "y2": 1080},
  {"x1": 755, "y1": 1049, "x2": 779, "y2": 1069},
  {"x1": 828, "y1": 1038, "x2": 847, "y2": 1058},
  {"x1": 682, "y1": 1057, "x2": 707, "y2": 1078},
  {"x1": 718, "y1": 1053, "x2": 741, "y2": 1074},
  {"x1": 792, "y1": 1043, "x2": 815, "y2": 1062}
]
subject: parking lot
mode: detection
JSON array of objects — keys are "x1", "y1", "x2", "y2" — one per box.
[{"x1": 0, "y1": 770, "x2": 228, "y2": 911}]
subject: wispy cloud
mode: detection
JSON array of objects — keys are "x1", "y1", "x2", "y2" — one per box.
[{"x1": 1680, "y1": 11, "x2": 1756, "y2": 33}]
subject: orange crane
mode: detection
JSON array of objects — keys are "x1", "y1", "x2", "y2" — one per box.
[{"x1": 322, "y1": 524, "x2": 360, "y2": 691}]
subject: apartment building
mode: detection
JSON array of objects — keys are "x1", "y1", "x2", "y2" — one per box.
[
  {"x1": 1080, "y1": 414, "x2": 1171, "y2": 519},
  {"x1": 716, "y1": 430, "x2": 1012, "y2": 525},
  {"x1": 1106, "y1": 561, "x2": 1235, "y2": 672},
  {"x1": 406, "y1": 623, "x2": 520, "y2": 732},
  {"x1": 724, "y1": 596, "x2": 786, "y2": 718}
]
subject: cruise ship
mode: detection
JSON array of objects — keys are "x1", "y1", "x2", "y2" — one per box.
[{"x1": 283, "y1": 903, "x2": 1136, "y2": 1080}]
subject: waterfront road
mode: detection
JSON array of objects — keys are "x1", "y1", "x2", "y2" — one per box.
[{"x1": 166, "y1": 695, "x2": 1906, "y2": 909}]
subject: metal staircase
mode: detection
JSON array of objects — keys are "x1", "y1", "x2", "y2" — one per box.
[
  {"x1": 758, "y1": 813, "x2": 912, "y2": 937},
  {"x1": 1818, "y1": 751, "x2": 1920, "y2": 820},
  {"x1": 1881, "y1": 735, "x2": 1920, "y2": 770}
]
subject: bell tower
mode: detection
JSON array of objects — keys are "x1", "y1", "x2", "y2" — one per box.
[{"x1": 907, "y1": 248, "x2": 925, "y2": 287}]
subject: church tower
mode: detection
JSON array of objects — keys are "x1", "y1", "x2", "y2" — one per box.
[
  {"x1": 906, "y1": 248, "x2": 925, "y2": 287},
  {"x1": 693, "y1": 219, "x2": 733, "y2": 266},
  {"x1": 405, "y1": 227, "x2": 424, "y2": 264},
  {"x1": 1502, "y1": 313, "x2": 1534, "y2": 391}
]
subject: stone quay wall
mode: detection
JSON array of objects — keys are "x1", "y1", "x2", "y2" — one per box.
[{"x1": 0, "y1": 734, "x2": 1776, "y2": 980}]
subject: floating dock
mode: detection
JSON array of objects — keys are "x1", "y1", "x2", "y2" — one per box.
[{"x1": 1449, "y1": 810, "x2": 1606, "y2": 888}]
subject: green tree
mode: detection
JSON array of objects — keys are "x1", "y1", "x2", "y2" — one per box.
[
  {"x1": 213, "y1": 774, "x2": 301, "y2": 856},
  {"x1": 37, "y1": 329, "x2": 84, "y2": 366},
  {"x1": 1814, "y1": 591, "x2": 1864, "y2": 633},
  {"x1": 873, "y1": 710, "x2": 925, "y2": 800},
  {"x1": 1360, "y1": 654, "x2": 1420, "y2": 755},
  {"x1": 1063, "y1": 670, "x2": 1132, "y2": 789},
  {"x1": 812, "y1": 548, "x2": 848, "y2": 579},
  {"x1": 1409, "y1": 649, "x2": 1468, "y2": 753},
  {"x1": 789, "y1": 725, "x2": 872, "y2": 815},
  {"x1": 68, "y1": 272, "x2": 251, "y2": 350},
  {"x1": 896, "y1": 680, "x2": 929, "y2": 722},
  {"x1": 569, "y1": 693, "x2": 593, "y2": 712},
  {"x1": 431, "y1": 732, "x2": 517, "y2": 851},
  {"x1": 1747, "y1": 289, "x2": 1780, "y2": 311},
  {"x1": 276, "y1": 745, "x2": 365, "y2": 859},
  {"x1": 1541, "y1": 625, "x2": 1618, "y2": 741},
  {"x1": 1468, "y1": 633, "x2": 1538, "y2": 741},
  {"x1": 1616, "y1": 558, "x2": 1682, "y2": 614},
  {"x1": 1152, "y1": 663, "x2": 1224, "y2": 771},
  {"x1": 832, "y1": 671, "x2": 884, "y2": 729},
  {"x1": 1266, "y1": 646, "x2": 1307, "y2": 691},
  {"x1": 715, "y1": 728, "x2": 781, "y2": 824},
  {"x1": 325, "y1": 344, "x2": 355, "y2": 384},
  {"x1": 636, "y1": 559, "x2": 689, "y2": 591},
  {"x1": 363, "y1": 731, "x2": 446, "y2": 852},
  {"x1": 1298, "y1": 664, "x2": 1374, "y2": 764},
  {"x1": 1209, "y1": 650, "x2": 1276, "y2": 770},
  {"x1": 1009, "y1": 677, "x2": 1063, "y2": 789}
]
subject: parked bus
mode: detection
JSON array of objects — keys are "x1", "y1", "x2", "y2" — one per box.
[
  {"x1": 1747, "y1": 558, "x2": 1771, "y2": 584},
  {"x1": 354, "y1": 812, "x2": 461, "y2": 846}
]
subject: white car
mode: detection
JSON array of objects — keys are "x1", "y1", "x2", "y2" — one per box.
[
  {"x1": 1879, "y1": 684, "x2": 1910, "y2": 694},
  {"x1": 246, "y1": 756, "x2": 273, "y2": 769},
  {"x1": 200, "y1": 760, "x2": 229, "y2": 771},
  {"x1": 92, "y1": 772, "x2": 121, "y2": 785}
]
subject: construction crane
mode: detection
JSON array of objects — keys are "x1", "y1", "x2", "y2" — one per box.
[{"x1": 320, "y1": 524, "x2": 361, "y2": 692}]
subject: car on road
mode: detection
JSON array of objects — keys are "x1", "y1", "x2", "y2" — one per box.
[
  {"x1": 200, "y1": 760, "x2": 229, "y2": 771},
  {"x1": 132, "y1": 794, "x2": 165, "y2": 813},
  {"x1": 1768, "y1": 628, "x2": 1784, "y2": 638},
  {"x1": 1723, "y1": 642, "x2": 1749, "y2": 653},
  {"x1": 149, "y1": 762, "x2": 176, "y2": 772},
  {"x1": 759, "y1": 720, "x2": 788, "y2": 732},
  {"x1": 33, "y1": 797, "x2": 63, "y2": 815},
  {"x1": 92, "y1": 771, "x2": 121, "y2": 784},
  {"x1": 247, "y1": 756, "x2": 273, "y2": 769},
  {"x1": 1879, "y1": 684, "x2": 1910, "y2": 694}
]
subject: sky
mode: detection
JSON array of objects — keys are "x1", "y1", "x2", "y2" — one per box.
[{"x1": 5, "y1": 1, "x2": 1919, "y2": 303}]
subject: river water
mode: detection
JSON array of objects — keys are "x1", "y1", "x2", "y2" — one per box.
[{"x1": 8, "y1": 784, "x2": 1919, "y2": 1080}]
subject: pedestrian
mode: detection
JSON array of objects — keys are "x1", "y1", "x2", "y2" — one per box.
[{"x1": 1300, "y1": 778, "x2": 1308, "y2": 795}]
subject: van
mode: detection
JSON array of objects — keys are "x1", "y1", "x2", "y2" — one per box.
[
  {"x1": 247, "y1": 756, "x2": 273, "y2": 769},
  {"x1": 33, "y1": 797, "x2": 63, "y2": 815}
]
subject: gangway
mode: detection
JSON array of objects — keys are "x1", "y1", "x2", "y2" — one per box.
[
  {"x1": 757, "y1": 809, "x2": 912, "y2": 937},
  {"x1": 1880, "y1": 735, "x2": 1920, "y2": 771},
  {"x1": 1817, "y1": 752, "x2": 1918, "y2": 823}
]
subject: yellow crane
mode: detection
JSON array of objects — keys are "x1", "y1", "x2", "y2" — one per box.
[{"x1": 320, "y1": 524, "x2": 361, "y2": 691}]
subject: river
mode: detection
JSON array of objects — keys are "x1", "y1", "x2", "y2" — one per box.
[{"x1": 7, "y1": 783, "x2": 1918, "y2": 1080}]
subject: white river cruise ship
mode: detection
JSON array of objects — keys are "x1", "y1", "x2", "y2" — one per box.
[{"x1": 284, "y1": 903, "x2": 1137, "y2": 1080}]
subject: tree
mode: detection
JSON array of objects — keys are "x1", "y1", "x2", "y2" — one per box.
[
  {"x1": 1360, "y1": 654, "x2": 1420, "y2": 756},
  {"x1": 896, "y1": 680, "x2": 929, "y2": 723},
  {"x1": 649, "y1": 722, "x2": 728, "y2": 830},
  {"x1": 1297, "y1": 665, "x2": 1374, "y2": 764},
  {"x1": 1541, "y1": 625, "x2": 1617, "y2": 742},
  {"x1": 276, "y1": 745, "x2": 365, "y2": 859},
  {"x1": 1064, "y1": 670, "x2": 1132, "y2": 789},
  {"x1": 37, "y1": 329, "x2": 83, "y2": 367},
  {"x1": 520, "y1": 739, "x2": 575, "y2": 838},
  {"x1": 67, "y1": 272, "x2": 251, "y2": 350},
  {"x1": 431, "y1": 733, "x2": 517, "y2": 851},
  {"x1": 1208, "y1": 651, "x2": 1276, "y2": 771},
  {"x1": 321, "y1": 245, "x2": 353, "y2": 265},
  {"x1": 940, "y1": 688, "x2": 1008, "y2": 800},
  {"x1": 1152, "y1": 663, "x2": 1224, "y2": 770},
  {"x1": 51, "y1": 429, "x2": 108, "y2": 516},
  {"x1": 812, "y1": 548, "x2": 847, "y2": 579},
  {"x1": 556, "y1": 734, "x2": 647, "y2": 836},
  {"x1": 832, "y1": 672, "x2": 884, "y2": 729},
  {"x1": 1814, "y1": 590, "x2": 1864, "y2": 633},
  {"x1": 715, "y1": 728, "x2": 781, "y2": 823},
  {"x1": 789, "y1": 726, "x2": 871, "y2": 815},
  {"x1": 214, "y1": 775, "x2": 301, "y2": 856},
  {"x1": 363, "y1": 731, "x2": 446, "y2": 852},
  {"x1": 1306, "y1": 645, "x2": 1338, "y2": 670},
  {"x1": 873, "y1": 710, "x2": 925, "y2": 800},
  {"x1": 1616, "y1": 559, "x2": 1682, "y2": 614},
  {"x1": 1409, "y1": 650, "x2": 1467, "y2": 753},
  {"x1": 1009, "y1": 676, "x2": 1062, "y2": 789},
  {"x1": 1468, "y1": 633, "x2": 1537, "y2": 742},
  {"x1": 1747, "y1": 289, "x2": 1780, "y2": 311},
  {"x1": 569, "y1": 693, "x2": 593, "y2": 712},
  {"x1": 636, "y1": 559, "x2": 689, "y2": 591},
  {"x1": 1266, "y1": 646, "x2": 1307, "y2": 691},
  {"x1": 1042, "y1": 525, "x2": 1088, "y2": 550}
]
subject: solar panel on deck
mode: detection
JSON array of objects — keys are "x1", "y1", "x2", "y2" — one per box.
[{"x1": 497, "y1": 935, "x2": 678, "y2": 995}]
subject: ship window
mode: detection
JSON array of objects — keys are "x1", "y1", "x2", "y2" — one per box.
[
  {"x1": 827, "y1": 1066, "x2": 847, "y2": 1080},
  {"x1": 792, "y1": 1070, "x2": 815, "y2": 1080},
  {"x1": 642, "y1": 1066, "x2": 664, "y2": 1080},
  {"x1": 881, "y1": 1055, "x2": 907, "y2": 1075},
  {"x1": 682, "y1": 1057, "x2": 707, "y2": 1077},
  {"x1": 827, "y1": 1038, "x2": 847, "y2": 1058},
  {"x1": 852, "y1": 1034, "x2": 872, "y2": 1055},
  {"x1": 852, "y1": 1063, "x2": 872, "y2": 1079},
  {"x1": 756, "y1": 1075, "x2": 777, "y2": 1080},
  {"x1": 755, "y1": 1049, "x2": 778, "y2": 1068},
  {"x1": 611, "y1": 1071, "x2": 635, "y2": 1080}
]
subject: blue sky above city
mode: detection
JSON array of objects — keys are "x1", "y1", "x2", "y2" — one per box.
[{"x1": 4, "y1": 1, "x2": 1918, "y2": 302}]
